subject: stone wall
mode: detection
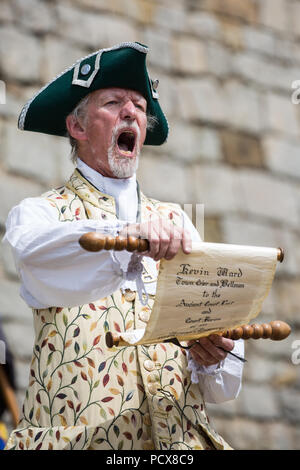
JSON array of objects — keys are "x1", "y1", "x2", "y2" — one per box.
[{"x1": 0, "y1": 0, "x2": 300, "y2": 450}]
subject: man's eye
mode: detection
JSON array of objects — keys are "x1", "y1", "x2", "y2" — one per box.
[
  {"x1": 136, "y1": 104, "x2": 146, "y2": 111},
  {"x1": 106, "y1": 100, "x2": 118, "y2": 105}
]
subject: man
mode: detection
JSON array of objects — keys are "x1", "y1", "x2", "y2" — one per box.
[{"x1": 4, "y1": 42, "x2": 244, "y2": 450}]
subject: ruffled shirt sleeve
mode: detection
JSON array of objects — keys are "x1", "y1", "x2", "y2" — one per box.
[
  {"x1": 3, "y1": 197, "x2": 131, "y2": 309},
  {"x1": 187, "y1": 340, "x2": 244, "y2": 403}
]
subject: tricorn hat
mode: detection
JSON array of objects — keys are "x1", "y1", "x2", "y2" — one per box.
[{"x1": 18, "y1": 42, "x2": 168, "y2": 146}]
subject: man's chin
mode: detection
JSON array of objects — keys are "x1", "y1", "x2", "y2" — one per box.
[{"x1": 109, "y1": 154, "x2": 139, "y2": 179}]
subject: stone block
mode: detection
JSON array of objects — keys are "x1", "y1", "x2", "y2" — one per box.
[
  {"x1": 201, "y1": 0, "x2": 258, "y2": 24},
  {"x1": 221, "y1": 215, "x2": 280, "y2": 247},
  {"x1": 263, "y1": 135, "x2": 300, "y2": 179},
  {"x1": 259, "y1": 0, "x2": 289, "y2": 33},
  {"x1": 264, "y1": 421, "x2": 297, "y2": 450},
  {"x1": 220, "y1": 18, "x2": 244, "y2": 52},
  {"x1": 14, "y1": 358, "x2": 31, "y2": 391},
  {"x1": 177, "y1": 78, "x2": 225, "y2": 124},
  {"x1": 206, "y1": 397, "x2": 238, "y2": 417},
  {"x1": 0, "y1": 88, "x2": 24, "y2": 120},
  {"x1": 192, "y1": 164, "x2": 241, "y2": 214},
  {"x1": 150, "y1": 72, "x2": 178, "y2": 118},
  {"x1": 142, "y1": 29, "x2": 172, "y2": 70},
  {"x1": 243, "y1": 356, "x2": 276, "y2": 383},
  {"x1": 221, "y1": 215, "x2": 300, "y2": 277},
  {"x1": 3, "y1": 121, "x2": 70, "y2": 186},
  {"x1": 58, "y1": 148, "x2": 77, "y2": 185},
  {"x1": 137, "y1": 154, "x2": 193, "y2": 203},
  {"x1": 244, "y1": 355, "x2": 298, "y2": 388},
  {"x1": 1, "y1": 319, "x2": 34, "y2": 362},
  {"x1": 0, "y1": 171, "x2": 42, "y2": 226},
  {"x1": 205, "y1": 41, "x2": 232, "y2": 77},
  {"x1": 242, "y1": 26, "x2": 276, "y2": 56},
  {"x1": 280, "y1": 389, "x2": 300, "y2": 423},
  {"x1": 0, "y1": 0, "x2": 14, "y2": 22},
  {"x1": 290, "y1": 1, "x2": 300, "y2": 37},
  {"x1": 250, "y1": 327, "x2": 298, "y2": 359},
  {"x1": 154, "y1": 4, "x2": 186, "y2": 32},
  {"x1": 172, "y1": 36, "x2": 207, "y2": 74},
  {"x1": 104, "y1": 16, "x2": 140, "y2": 47},
  {"x1": 0, "y1": 279, "x2": 33, "y2": 326},
  {"x1": 13, "y1": 0, "x2": 56, "y2": 33},
  {"x1": 41, "y1": 37, "x2": 87, "y2": 83},
  {"x1": 162, "y1": 121, "x2": 222, "y2": 163},
  {"x1": 186, "y1": 12, "x2": 221, "y2": 40},
  {"x1": 237, "y1": 170, "x2": 299, "y2": 227},
  {"x1": 0, "y1": 27, "x2": 42, "y2": 82},
  {"x1": 68, "y1": 0, "x2": 114, "y2": 12},
  {"x1": 232, "y1": 52, "x2": 293, "y2": 92},
  {"x1": 106, "y1": 0, "x2": 158, "y2": 25},
  {"x1": 221, "y1": 130, "x2": 264, "y2": 167},
  {"x1": 263, "y1": 92, "x2": 300, "y2": 137},
  {"x1": 238, "y1": 383, "x2": 280, "y2": 419},
  {"x1": 273, "y1": 279, "x2": 300, "y2": 325},
  {"x1": 56, "y1": 4, "x2": 137, "y2": 48},
  {"x1": 224, "y1": 418, "x2": 268, "y2": 450},
  {"x1": 274, "y1": 37, "x2": 295, "y2": 62}
]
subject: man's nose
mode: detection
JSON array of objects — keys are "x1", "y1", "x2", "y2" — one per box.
[{"x1": 119, "y1": 100, "x2": 136, "y2": 121}]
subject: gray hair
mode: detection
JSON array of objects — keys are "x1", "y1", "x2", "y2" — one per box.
[
  {"x1": 66, "y1": 95, "x2": 159, "y2": 164},
  {"x1": 67, "y1": 94, "x2": 91, "y2": 164}
]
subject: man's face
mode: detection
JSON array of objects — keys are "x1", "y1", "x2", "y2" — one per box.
[{"x1": 74, "y1": 87, "x2": 148, "y2": 178}]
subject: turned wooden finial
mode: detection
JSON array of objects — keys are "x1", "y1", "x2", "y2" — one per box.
[
  {"x1": 79, "y1": 233, "x2": 149, "y2": 253},
  {"x1": 223, "y1": 320, "x2": 291, "y2": 341}
]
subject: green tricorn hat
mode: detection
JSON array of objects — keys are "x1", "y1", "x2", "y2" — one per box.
[{"x1": 18, "y1": 42, "x2": 168, "y2": 146}]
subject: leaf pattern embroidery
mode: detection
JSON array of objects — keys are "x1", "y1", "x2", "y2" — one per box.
[{"x1": 5, "y1": 171, "x2": 224, "y2": 451}]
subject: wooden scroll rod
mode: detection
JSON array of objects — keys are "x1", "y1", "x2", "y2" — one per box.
[
  {"x1": 79, "y1": 232, "x2": 285, "y2": 263},
  {"x1": 105, "y1": 320, "x2": 291, "y2": 349}
]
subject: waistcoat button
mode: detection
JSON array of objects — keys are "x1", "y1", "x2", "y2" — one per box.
[
  {"x1": 148, "y1": 383, "x2": 160, "y2": 395},
  {"x1": 139, "y1": 310, "x2": 150, "y2": 323},
  {"x1": 143, "y1": 360, "x2": 155, "y2": 371},
  {"x1": 124, "y1": 289, "x2": 136, "y2": 302},
  {"x1": 147, "y1": 372, "x2": 159, "y2": 383}
]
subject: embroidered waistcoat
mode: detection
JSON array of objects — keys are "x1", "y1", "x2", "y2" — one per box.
[{"x1": 5, "y1": 170, "x2": 230, "y2": 451}]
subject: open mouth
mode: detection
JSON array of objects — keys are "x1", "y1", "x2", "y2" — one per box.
[{"x1": 117, "y1": 130, "x2": 136, "y2": 156}]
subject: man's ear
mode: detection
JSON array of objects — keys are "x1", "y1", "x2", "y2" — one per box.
[{"x1": 66, "y1": 114, "x2": 87, "y2": 141}]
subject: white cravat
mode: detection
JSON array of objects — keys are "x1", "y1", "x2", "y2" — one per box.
[{"x1": 77, "y1": 159, "x2": 138, "y2": 222}]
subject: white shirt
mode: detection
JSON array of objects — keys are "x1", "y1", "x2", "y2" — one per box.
[{"x1": 3, "y1": 158, "x2": 244, "y2": 403}]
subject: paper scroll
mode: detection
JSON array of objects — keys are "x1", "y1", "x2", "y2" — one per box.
[{"x1": 118, "y1": 242, "x2": 279, "y2": 346}]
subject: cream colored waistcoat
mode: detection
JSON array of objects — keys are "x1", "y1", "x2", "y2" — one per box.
[{"x1": 6, "y1": 170, "x2": 230, "y2": 451}]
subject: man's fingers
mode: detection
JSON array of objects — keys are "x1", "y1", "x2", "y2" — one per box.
[
  {"x1": 209, "y1": 334, "x2": 234, "y2": 352},
  {"x1": 182, "y1": 228, "x2": 192, "y2": 254},
  {"x1": 135, "y1": 217, "x2": 191, "y2": 261},
  {"x1": 189, "y1": 342, "x2": 220, "y2": 366},
  {"x1": 189, "y1": 337, "x2": 228, "y2": 365}
]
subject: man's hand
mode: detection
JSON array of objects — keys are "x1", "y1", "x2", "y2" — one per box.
[
  {"x1": 188, "y1": 334, "x2": 234, "y2": 367},
  {"x1": 119, "y1": 216, "x2": 192, "y2": 261}
]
